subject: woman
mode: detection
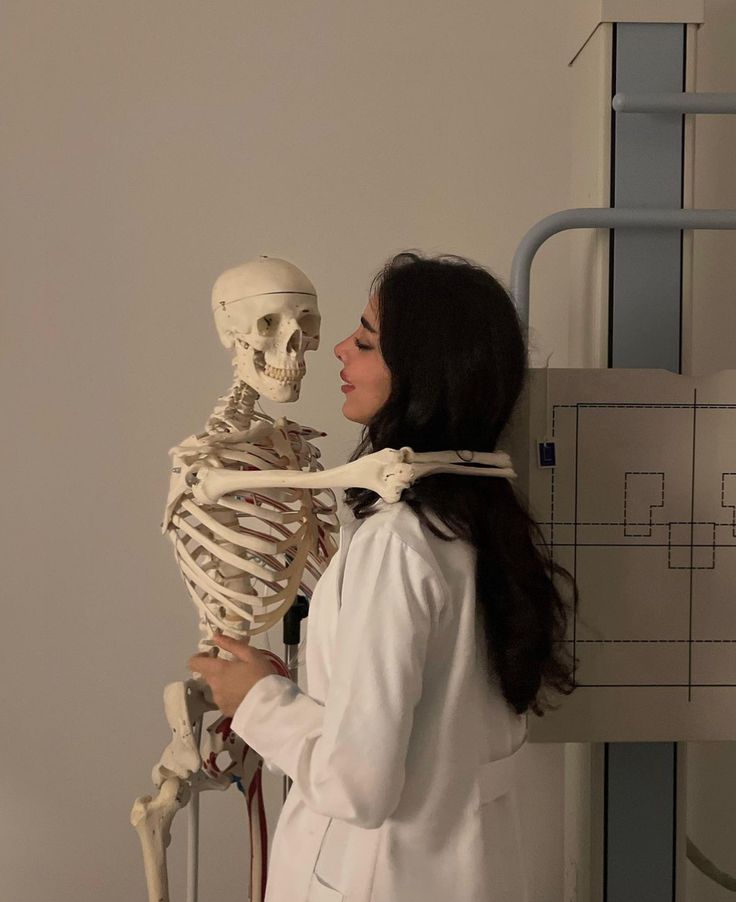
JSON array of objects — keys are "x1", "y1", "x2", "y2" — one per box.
[{"x1": 189, "y1": 251, "x2": 578, "y2": 902}]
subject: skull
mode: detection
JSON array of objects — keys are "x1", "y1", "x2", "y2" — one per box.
[{"x1": 212, "y1": 256, "x2": 320, "y2": 402}]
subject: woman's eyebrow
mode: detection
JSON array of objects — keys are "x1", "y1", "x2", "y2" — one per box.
[{"x1": 360, "y1": 315, "x2": 377, "y2": 334}]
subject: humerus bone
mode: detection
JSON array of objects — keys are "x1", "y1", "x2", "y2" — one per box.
[{"x1": 187, "y1": 446, "x2": 517, "y2": 505}]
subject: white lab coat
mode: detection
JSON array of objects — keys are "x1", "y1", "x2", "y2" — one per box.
[{"x1": 231, "y1": 499, "x2": 529, "y2": 902}]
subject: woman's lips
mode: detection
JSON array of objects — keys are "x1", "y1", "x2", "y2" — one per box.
[{"x1": 341, "y1": 384, "x2": 355, "y2": 393}]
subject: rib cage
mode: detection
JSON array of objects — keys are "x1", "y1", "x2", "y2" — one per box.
[{"x1": 163, "y1": 415, "x2": 339, "y2": 643}]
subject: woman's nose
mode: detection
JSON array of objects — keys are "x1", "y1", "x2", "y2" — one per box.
[{"x1": 333, "y1": 337, "x2": 347, "y2": 360}]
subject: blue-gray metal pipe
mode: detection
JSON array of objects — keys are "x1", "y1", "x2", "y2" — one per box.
[
  {"x1": 509, "y1": 207, "x2": 736, "y2": 332},
  {"x1": 612, "y1": 92, "x2": 736, "y2": 114}
]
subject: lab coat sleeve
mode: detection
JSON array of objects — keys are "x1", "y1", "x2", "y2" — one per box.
[{"x1": 230, "y1": 525, "x2": 448, "y2": 828}]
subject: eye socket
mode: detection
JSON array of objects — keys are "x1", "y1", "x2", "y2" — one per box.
[
  {"x1": 256, "y1": 313, "x2": 320, "y2": 338},
  {"x1": 299, "y1": 314, "x2": 320, "y2": 337},
  {"x1": 256, "y1": 315, "x2": 275, "y2": 336}
]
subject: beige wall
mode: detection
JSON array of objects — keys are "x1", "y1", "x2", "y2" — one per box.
[{"x1": 2, "y1": 2, "x2": 734, "y2": 900}]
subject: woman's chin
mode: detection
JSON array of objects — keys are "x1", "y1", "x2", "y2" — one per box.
[{"x1": 341, "y1": 399, "x2": 366, "y2": 425}]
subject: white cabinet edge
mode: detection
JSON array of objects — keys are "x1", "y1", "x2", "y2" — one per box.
[{"x1": 568, "y1": 0, "x2": 705, "y2": 66}]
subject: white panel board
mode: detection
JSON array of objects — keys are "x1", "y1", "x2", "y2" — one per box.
[{"x1": 511, "y1": 368, "x2": 736, "y2": 741}]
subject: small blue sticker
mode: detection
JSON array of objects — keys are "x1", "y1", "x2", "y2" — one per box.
[{"x1": 538, "y1": 441, "x2": 556, "y2": 468}]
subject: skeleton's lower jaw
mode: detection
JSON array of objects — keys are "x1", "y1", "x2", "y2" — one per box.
[{"x1": 255, "y1": 372, "x2": 302, "y2": 402}]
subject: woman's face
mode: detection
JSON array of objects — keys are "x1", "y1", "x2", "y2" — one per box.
[{"x1": 333, "y1": 296, "x2": 391, "y2": 425}]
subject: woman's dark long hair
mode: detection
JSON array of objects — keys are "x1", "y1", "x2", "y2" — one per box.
[{"x1": 344, "y1": 251, "x2": 578, "y2": 716}]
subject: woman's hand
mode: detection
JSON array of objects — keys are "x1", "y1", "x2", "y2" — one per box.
[{"x1": 187, "y1": 632, "x2": 278, "y2": 718}]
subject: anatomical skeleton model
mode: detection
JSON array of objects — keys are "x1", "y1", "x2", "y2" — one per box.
[
  {"x1": 130, "y1": 257, "x2": 340, "y2": 902},
  {"x1": 130, "y1": 256, "x2": 517, "y2": 902}
]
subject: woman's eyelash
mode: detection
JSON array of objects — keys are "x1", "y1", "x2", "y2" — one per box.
[{"x1": 354, "y1": 338, "x2": 372, "y2": 350}]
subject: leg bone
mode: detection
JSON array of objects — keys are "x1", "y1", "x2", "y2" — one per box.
[{"x1": 130, "y1": 776, "x2": 191, "y2": 902}]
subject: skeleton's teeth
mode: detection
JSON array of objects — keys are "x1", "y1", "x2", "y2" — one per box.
[{"x1": 263, "y1": 362, "x2": 305, "y2": 384}]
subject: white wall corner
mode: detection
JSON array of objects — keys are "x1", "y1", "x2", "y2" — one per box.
[{"x1": 568, "y1": 0, "x2": 705, "y2": 66}]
